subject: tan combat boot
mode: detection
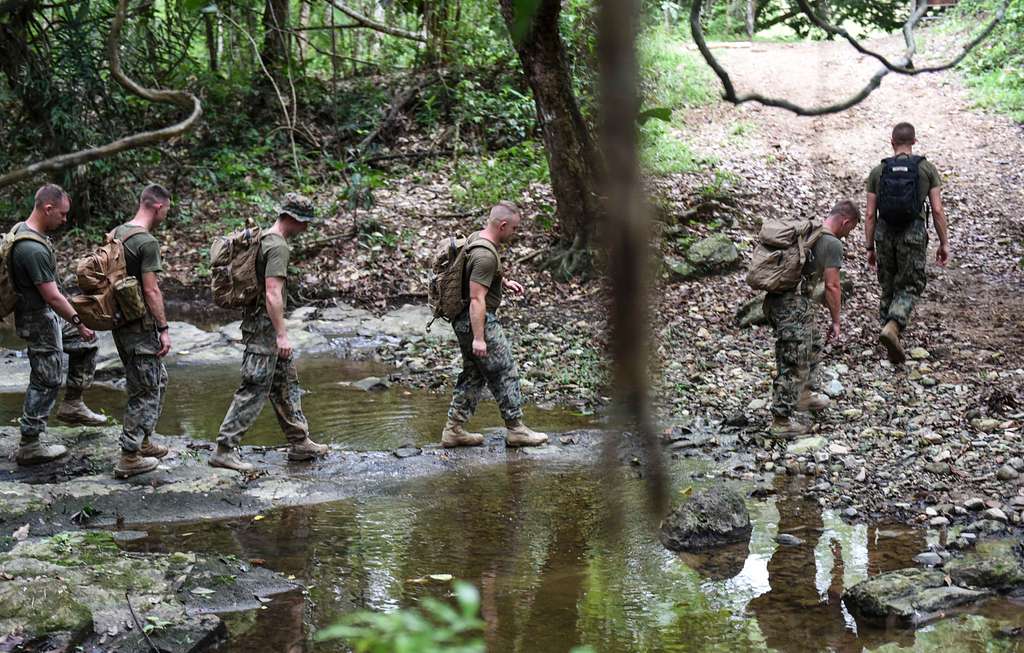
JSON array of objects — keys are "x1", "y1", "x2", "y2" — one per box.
[
  {"x1": 288, "y1": 437, "x2": 329, "y2": 461},
  {"x1": 57, "y1": 399, "x2": 109, "y2": 426},
  {"x1": 879, "y1": 320, "x2": 906, "y2": 364},
  {"x1": 114, "y1": 450, "x2": 159, "y2": 479},
  {"x1": 208, "y1": 445, "x2": 255, "y2": 473},
  {"x1": 440, "y1": 419, "x2": 484, "y2": 448},
  {"x1": 798, "y1": 390, "x2": 830, "y2": 412},
  {"x1": 139, "y1": 437, "x2": 169, "y2": 459},
  {"x1": 769, "y1": 416, "x2": 809, "y2": 440},
  {"x1": 505, "y1": 421, "x2": 548, "y2": 447},
  {"x1": 16, "y1": 440, "x2": 68, "y2": 466}
]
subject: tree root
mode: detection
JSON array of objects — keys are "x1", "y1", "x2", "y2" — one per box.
[{"x1": 539, "y1": 234, "x2": 593, "y2": 281}]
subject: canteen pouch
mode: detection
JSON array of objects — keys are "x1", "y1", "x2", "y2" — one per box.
[{"x1": 114, "y1": 277, "x2": 147, "y2": 323}]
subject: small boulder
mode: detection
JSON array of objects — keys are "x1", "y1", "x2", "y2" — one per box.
[
  {"x1": 843, "y1": 568, "x2": 991, "y2": 626},
  {"x1": 945, "y1": 538, "x2": 1024, "y2": 591},
  {"x1": 659, "y1": 486, "x2": 752, "y2": 552},
  {"x1": 352, "y1": 377, "x2": 391, "y2": 392},
  {"x1": 685, "y1": 234, "x2": 740, "y2": 276}
]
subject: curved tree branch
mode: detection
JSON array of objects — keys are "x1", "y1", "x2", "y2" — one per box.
[
  {"x1": 0, "y1": 0, "x2": 202, "y2": 189},
  {"x1": 689, "y1": 0, "x2": 1010, "y2": 116},
  {"x1": 326, "y1": 0, "x2": 425, "y2": 43}
]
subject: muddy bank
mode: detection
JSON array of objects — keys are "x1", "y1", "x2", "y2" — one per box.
[{"x1": 0, "y1": 530, "x2": 299, "y2": 652}]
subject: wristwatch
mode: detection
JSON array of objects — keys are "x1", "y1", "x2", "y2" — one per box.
[
  {"x1": 70, "y1": 314, "x2": 82, "y2": 326},
  {"x1": 157, "y1": 324, "x2": 170, "y2": 333}
]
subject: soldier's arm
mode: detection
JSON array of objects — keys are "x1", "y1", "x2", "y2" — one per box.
[
  {"x1": 141, "y1": 272, "x2": 167, "y2": 328},
  {"x1": 265, "y1": 276, "x2": 291, "y2": 359},
  {"x1": 864, "y1": 193, "x2": 877, "y2": 249},
  {"x1": 929, "y1": 187, "x2": 950, "y2": 266},
  {"x1": 37, "y1": 281, "x2": 82, "y2": 323},
  {"x1": 823, "y1": 267, "x2": 841, "y2": 341},
  {"x1": 468, "y1": 281, "x2": 488, "y2": 358}
]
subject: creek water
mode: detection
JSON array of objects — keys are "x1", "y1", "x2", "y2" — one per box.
[
  {"x1": 122, "y1": 462, "x2": 1024, "y2": 653},
  {"x1": 2, "y1": 327, "x2": 1023, "y2": 651}
]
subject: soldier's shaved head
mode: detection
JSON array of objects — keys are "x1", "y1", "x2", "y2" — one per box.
[
  {"x1": 488, "y1": 201, "x2": 521, "y2": 226},
  {"x1": 830, "y1": 199, "x2": 860, "y2": 223},
  {"x1": 139, "y1": 183, "x2": 171, "y2": 208},
  {"x1": 34, "y1": 183, "x2": 67, "y2": 209},
  {"x1": 891, "y1": 122, "x2": 916, "y2": 146}
]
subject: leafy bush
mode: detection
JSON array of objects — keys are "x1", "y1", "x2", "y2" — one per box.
[
  {"x1": 951, "y1": 0, "x2": 1024, "y2": 121},
  {"x1": 450, "y1": 140, "x2": 550, "y2": 209}
]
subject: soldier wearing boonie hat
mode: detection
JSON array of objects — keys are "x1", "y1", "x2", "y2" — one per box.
[{"x1": 210, "y1": 192, "x2": 328, "y2": 472}]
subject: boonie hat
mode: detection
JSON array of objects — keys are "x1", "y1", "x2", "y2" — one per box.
[{"x1": 279, "y1": 193, "x2": 317, "y2": 223}]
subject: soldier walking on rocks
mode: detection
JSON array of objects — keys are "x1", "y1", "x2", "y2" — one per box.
[
  {"x1": 8, "y1": 184, "x2": 105, "y2": 466},
  {"x1": 865, "y1": 122, "x2": 949, "y2": 363},
  {"x1": 210, "y1": 194, "x2": 328, "y2": 472},
  {"x1": 110, "y1": 184, "x2": 175, "y2": 478},
  {"x1": 766, "y1": 201, "x2": 860, "y2": 439},
  {"x1": 441, "y1": 201, "x2": 548, "y2": 449}
]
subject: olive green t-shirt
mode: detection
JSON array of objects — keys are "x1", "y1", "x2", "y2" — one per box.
[
  {"x1": 241, "y1": 230, "x2": 290, "y2": 352},
  {"x1": 866, "y1": 155, "x2": 942, "y2": 220},
  {"x1": 805, "y1": 232, "x2": 843, "y2": 280},
  {"x1": 113, "y1": 224, "x2": 162, "y2": 282},
  {"x1": 10, "y1": 223, "x2": 56, "y2": 312},
  {"x1": 465, "y1": 232, "x2": 501, "y2": 312}
]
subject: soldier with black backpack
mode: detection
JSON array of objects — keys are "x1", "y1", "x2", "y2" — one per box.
[{"x1": 865, "y1": 122, "x2": 950, "y2": 364}]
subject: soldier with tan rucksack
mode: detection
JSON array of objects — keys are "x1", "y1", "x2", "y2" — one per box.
[{"x1": 0, "y1": 185, "x2": 106, "y2": 466}]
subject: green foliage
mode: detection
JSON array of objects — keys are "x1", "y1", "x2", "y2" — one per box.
[
  {"x1": 951, "y1": 0, "x2": 1024, "y2": 122},
  {"x1": 697, "y1": 0, "x2": 908, "y2": 39},
  {"x1": 315, "y1": 581, "x2": 485, "y2": 653},
  {"x1": 639, "y1": 27, "x2": 717, "y2": 109},
  {"x1": 641, "y1": 121, "x2": 703, "y2": 175},
  {"x1": 450, "y1": 140, "x2": 549, "y2": 209}
]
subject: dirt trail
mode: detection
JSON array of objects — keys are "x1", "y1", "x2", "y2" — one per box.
[{"x1": 656, "y1": 32, "x2": 1024, "y2": 524}]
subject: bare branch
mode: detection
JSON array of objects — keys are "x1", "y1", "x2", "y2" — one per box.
[
  {"x1": 689, "y1": 0, "x2": 1011, "y2": 116},
  {"x1": 0, "y1": 0, "x2": 202, "y2": 189},
  {"x1": 326, "y1": 0, "x2": 425, "y2": 43}
]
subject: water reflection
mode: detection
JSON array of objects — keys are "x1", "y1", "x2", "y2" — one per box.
[{"x1": 121, "y1": 463, "x2": 1024, "y2": 653}]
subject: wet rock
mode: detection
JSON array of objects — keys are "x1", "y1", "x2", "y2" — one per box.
[
  {"x1": 945, "y1": 538, "x2": 1024, "y2": 591},
  {"x1": 352, "y1": 376, "x2": 391, "y2": 392},
  {"x1": 735, "y1": 295, "x2": 768, "y2": 328},
  {"x1": 982, "y1": 508, "x2": 1009, "y2": 523},
  {"x1": 775, "y1": 533, "x2": 804, "y2": 546},
  {"x1": 913, "y1": 551, "x2": 943, "y2": 567},
  {"x1": 787, "y1": 437, "x2": 827, "y2": 455},
  {"x1": 929, "y1": 516, "x2": 950, "y2": 528},
  {"x1": 843, "y1": 568, "x2": 992, "y2": 626},
  {"x1": 393, "y1": 447, "x2": 422, "y2": 459},
  {"x1": 659, "y1": 486, "x2": 752, "y2": 552},
  {"x1": 965, "y1": 519, "x2": 1007, "y2": 535}
]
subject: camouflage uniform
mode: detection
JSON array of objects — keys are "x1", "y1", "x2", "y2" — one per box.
[
  {"x1": 764, "y1": 292, "x2": 821, "y2": 419},
  {"x1": 447, "y1": 312, "x2": 524, "y2": 424},
  {"x1": 14, "y1": 311, "x2": 100, "y2": 440},
  {"x1": 112, "y1": 324, "x2": 167, "y2": 452},
  {"x1": 216, "y1": 194, "x2": 315, "y2": 449},
  {"x1": 874, "y1": 218, "x2": 928, "y2": 330}
]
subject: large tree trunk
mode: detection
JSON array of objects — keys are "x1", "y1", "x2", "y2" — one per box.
[
  {"x1": 498, "y1": 0, "x2": 604, "y2": 279},
  {"x1": 260, "y1": 0, "x2": 290, "y2": 74}
]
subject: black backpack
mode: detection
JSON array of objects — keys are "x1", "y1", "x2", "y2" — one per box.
[{"x1": 877, "y1": 155, "x2": 926, "y2": 229}]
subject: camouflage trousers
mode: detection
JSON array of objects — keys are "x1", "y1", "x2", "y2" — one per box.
[
  {"x1": 448, "y1": 312, "x2": 524, "y2": 424},
  {"x1": 15, "y1": 308, "x2": 98, "y2": 441},
  {"x1": 217, "y1": 350, "x2": 309, "y2": 448},
  {"x1": 764, "y1": 292, "x2": 821, "y2": 419},
  {"x1": 875, "y1": 219, "x2": 928, "y2": 331},
  {"x1": 113, "y1": 325, "x2": 167, "y2": 452}
]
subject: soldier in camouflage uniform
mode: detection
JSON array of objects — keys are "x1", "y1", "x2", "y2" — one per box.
[
  {"x1": 765, "y1": 201, "x2": 860, "y2": 439},
  {"x1": 865, "y1": 122, "x2": 950, "y2": 363},
  {"x1": 9, "y1": 184, "x2": 103, "y2": 466},
  {"x1": 442, "y1": 201, "x2": 547, "y2": 448},
  {"x1": 209, "y1": 193, "x2": 328, "y2": 473},
  {"x1": 110, "y1": 184, "x2": 175, "y2": 479}
]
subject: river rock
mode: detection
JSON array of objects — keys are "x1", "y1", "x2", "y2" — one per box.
[
  {"x1": 686, "y1": 234, "x2": 739, "y2": 274},
  {"x1": 735, "y1": 295, "x2": 768, "y2": 328},
  {"x1": 843, "y1": 568, "x2": 991, "y2": 625},
  {"x1": 945, "y1": 538, "x2": 1024, "y2": 591},
  {"x1": 787, "y1": 436, "x2": 827, "y2": 456},
  {"x1": 997, "y1": 465, "x2": 1019, "y2": 481},
  {"x1": 659, "y1": 486, "x2": 752, "y2": 552},
  {"x1": 352, "y1": 377, "x2": 390, "y2": 392},
  {"x1": 824, "y1": 379, "x2": 845, "y2": 398},
  {"x1": 982, "y1": 507, "x2": 1008, "y2": 522},
  {"x1": 909, "y1": 347, "x2": 930, "y2": 360},
  {"x1": 775, "y1": 533, "x2": 804, "y2": 546}
]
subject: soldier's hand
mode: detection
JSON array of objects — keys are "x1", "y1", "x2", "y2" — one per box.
[
  {"x1": 77, "y1": 324, "x2": 96, "y2": 342},
  {"x1": 472, "y1": 337, "x2": 488, "y2": 358},
  {"x1": 935, "y1": 244, "x2": 950, "y2": 267},
  {"x1": 866, "y1": 249, "x2": 876, "y2": 269},
  {"x1": 826, "y1": 321, "x2": 841, "y2": 344},
  {"x1": 276, "y1": 334, "x2": 293, "y2": 360},
  {"x1": 504, "y1": 279, "x2": 525, "y2": 297},
  {"x1": 157, "y1": 331, "x2": 172, "y2": 358}
]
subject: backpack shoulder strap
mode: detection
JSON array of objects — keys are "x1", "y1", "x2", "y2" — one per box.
[
  {"x1": 8, "y1": 224, "x2": 53, "y2": 253},
  {"x1": 107, "y1": 225, "x2": 148, "y2": 245}
]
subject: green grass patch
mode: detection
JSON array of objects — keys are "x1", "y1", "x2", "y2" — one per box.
[
  {"x1": 450, "y1": 140, "x2": 549, "y2": 210},
  {"x1": 641, "y1": 121, "x2": 703, "y2": 175},
  {"x1": 946, "y1": 0, "x2": 1024, "y2": 122},
  {"x1": 639, "y1": 27, "x2": 717, "y2": 110}
]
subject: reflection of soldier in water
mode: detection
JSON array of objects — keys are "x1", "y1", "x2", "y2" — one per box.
[{"x1": 746, "y1": 488, "x2": 857, "y2": 652}]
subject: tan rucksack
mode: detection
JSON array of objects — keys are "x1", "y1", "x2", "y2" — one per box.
[
  {"x1": 70, "y1": 226, "x2": 148, "y2": 330},
  {"x1": 746, "y1": 218, "x2": 824, "y2": 293},
  {"x1": 427, "y1": 235, "x2": 499, "y2": 327},
  {"x1": 0, "y1": 223, "x2": 53, "y2": 321},
  {"x1": 209, "y1": 227, "x2": 264, "y2": 309}
]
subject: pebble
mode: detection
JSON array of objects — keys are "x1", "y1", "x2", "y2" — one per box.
[
  {"x1": 982, "y1": 508, "x2": 1008, "y2": 523},
  {"x1": 964, "y1": 497, "x2": 986, "y2": 511},
  {"x1": 929, "y1": 516, "x2": 950, "y2": 527},
  {"x1": 914, "y1": 551, "x2": 943, "y2": 566},
  {"x1": 747, "y1": 398, "x2": 767, "y2": 411},
  {"x1": 1010, "y1": 457, "x2": 1024, "y2": 472},
  {"x1": 828, "y1": 443, "x2": 851, "y2": 455},
  {"x1": 855, "y1": 468, "x2": 867, "y2": 482},
  {"x1": 920, "y1": 377, "x2": 937, "y2": 387},
  {"x1": 909, "y1": 347, "x2": 930, "y2": 360},
  {"x1": 824, "y1": 379, "x2": 845, "y2": 398},
  {"x1": 843, "y1": 507, "x2": 858, "y2": 518},
  {"x1": 997, "y1": 465, "x2": 1020, "y2": 481}
]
